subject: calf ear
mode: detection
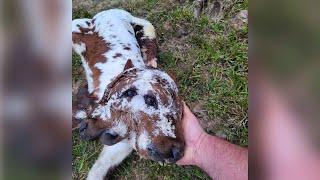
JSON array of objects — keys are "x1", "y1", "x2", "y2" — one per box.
[
  {"x1": 123, "y1": 59, "x2": 134, "y2": 71},
  {"x1": 100, "y1": 129, "x2": 123, "y2": 146},
  {"x1": 100, "y1": 65, "x2": 137, "y2": 104}
]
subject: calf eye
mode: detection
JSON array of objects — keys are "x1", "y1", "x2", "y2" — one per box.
[
  {"x1": 144, "y1": 95, "x2": 158, "y2": 109},
  {"x1": 122, "y1": 88, "x2": 137, "y2": 98}
]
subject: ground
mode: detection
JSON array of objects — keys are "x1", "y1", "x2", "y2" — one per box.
[{"x1": 72, "y1": 0, "x2": 248, "y2": 179}]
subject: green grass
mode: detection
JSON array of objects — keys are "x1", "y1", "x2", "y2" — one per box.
[{"x1": 72, "y1": 0, "x2": 248, "y2": 179}]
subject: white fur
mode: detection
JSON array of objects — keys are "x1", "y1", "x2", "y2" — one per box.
[
  {"x1": 138, "y1": 130, "x2": 151, "y2": 150},
  {"x1": 87, "y1": 140, "x2": 133, "y2": 180},
  {"x1": 91, "y1": 104, "x2": 112, "y2": 120},
  {"x1": 75, "y1": 110, "x2": 87, "y2": 119},
  {"x1": 72, "y1": 42, "x2": 95, "y2": 93},
  {"x1": 129, "y1": 132, "x2": 137, "y2": 150},
  {"x1": 112, "y1": 121, "x2": 128, "y2": 137},
  {"x1": 155, "y1": 117, "x2": 176, "y2": 138}
]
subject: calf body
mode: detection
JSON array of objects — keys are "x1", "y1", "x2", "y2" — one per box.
[
  {"x1": 72, "y1": 9, "x2": 157, "y2": 101},
  {"x1": 72, "y1": 9, "x2": 184, "y2": 180}
]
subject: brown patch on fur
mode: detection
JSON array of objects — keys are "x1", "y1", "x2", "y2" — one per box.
[
  {"x1": 123, "y1": 59, "x2": 134, "y2": 70},
  {"x1": 73, "y1": 26, "x2": 111, "y2": 98},
  {"x1": 123, "y1": 46, "x2": 131, "y2": 50},
  {"x1": 82, "y1": 118, "x2": 112, "y2": 139},
  {"x1": 138, "y1": 112, "x2": 158, "y2": 133},
  {"x1": 76, "y1": 83, "x2": 94, "y2": 109},
  {"x1": 166, "y1": 70, "x2": 178, "y2": 83},
  {"x1": 72, "y1": 82, "x2": 96, "y2": 129},
  {"x1": 154, "y1": 75, "x2": 176, "y2": 99},
  {"x1": 151, "y1": 83, "x2": 170, "y2": 105},
  {"x1": 133, "y1": 24, "x2": 143, "y2": 34},
  {"x1": 112, "y1": 53, "x2": 122, "y2": 58},
  {"x1": 140, "y1": 39, "x2": 157, "y2": 66}
]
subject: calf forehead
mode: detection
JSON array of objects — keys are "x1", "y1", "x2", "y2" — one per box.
[{"x1": 133, "y1": 69, "x2": 178, "y2": 93}]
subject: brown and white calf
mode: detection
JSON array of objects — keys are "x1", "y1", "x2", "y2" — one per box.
[{"x1": 72, "y1": 9, "x2": 185, "y2": 180}]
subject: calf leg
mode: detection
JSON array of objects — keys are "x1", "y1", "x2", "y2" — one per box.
[
  {"x1": 87, "y1": 140, "x2": 133, "y2": 180},
  {"x1": 130, "y1": 17, "x2": 158, "y2": 68}
]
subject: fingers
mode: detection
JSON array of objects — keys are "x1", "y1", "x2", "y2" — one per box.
[
  {"x1": 182, "y1": 101, "x2": 195, "y2": 119},
  {"x1": 182, "y1": 101, "x2": 201, "y2": 128},
  {"x1": 177, "y1": 101, "x2": 203, "y2": 166}
]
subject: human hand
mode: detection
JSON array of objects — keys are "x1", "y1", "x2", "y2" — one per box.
[
  {"x1": 177, "y1": 103, "x2": 248, "y2": 180},
  {"x1": 177, "y1": 102, "x2": 207, "y2": 165}
]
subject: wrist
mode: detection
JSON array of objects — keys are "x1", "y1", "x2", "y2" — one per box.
[{"x1": 191, "y1": 131, "x2": 210, "y2": 167}]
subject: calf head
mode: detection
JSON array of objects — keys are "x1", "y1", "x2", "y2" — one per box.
[{"x1": 79, "y1": 64, "x2": 185, "y2": 163}]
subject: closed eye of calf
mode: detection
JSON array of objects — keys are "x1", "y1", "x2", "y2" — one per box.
[
  {"x1": 121, "y1": 87, "x2": 137, "y2": 98},
  {"x1": 144, "y1": 94, "x2": 158, "y2": 109}
]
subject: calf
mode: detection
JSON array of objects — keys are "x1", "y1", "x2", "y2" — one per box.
[{"x1": 72, "y1": 9, "x2": 185, "y2": 180}]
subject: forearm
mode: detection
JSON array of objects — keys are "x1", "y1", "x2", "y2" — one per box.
[{"x1": 194, "y1": 134, "x2": 248, "y2": 180}]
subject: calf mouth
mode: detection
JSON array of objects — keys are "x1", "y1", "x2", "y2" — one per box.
[{"x1": 79, "y1": 121, "x2": 104, "y2": 141}]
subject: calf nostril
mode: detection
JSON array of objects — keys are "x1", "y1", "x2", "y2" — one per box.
[
  {"x1": 79, "y1": 122, "x2": 88, "y2": 132},
  {"x1": 147, "y1": 146, "x2": 154, "y2": 153},
  {"x1": 171, "y1": 147, "x2": 181, "y2": 160},
  {"x1": 104, "y1": 130, "x2": 118, "y2": 139}
]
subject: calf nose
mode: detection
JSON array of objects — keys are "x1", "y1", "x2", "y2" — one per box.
[
  {"x1": 147, "y1": 144, "x2": 184, "y2": 163},
  {"x1": 147, "y1": 146, "x2": 162, "y2": 162},
  {"x1": 78, "y1": 121, "x2": 103, "y2": 141},
  {"x1": 169, "y1": 146, "x2": 183, "y2": 162},
  {"x1": 79, "y1": 121, "x2": 88, "y2": 132}
]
